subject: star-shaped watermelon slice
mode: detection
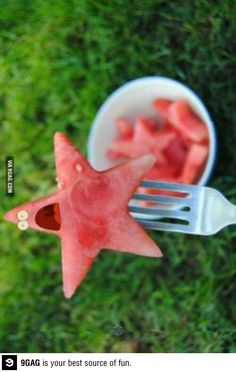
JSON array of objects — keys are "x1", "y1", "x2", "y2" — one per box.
[{"x1": 4, "y1": 132, "x2": 162, "y2": 298}]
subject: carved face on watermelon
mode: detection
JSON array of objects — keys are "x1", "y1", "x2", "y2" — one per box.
[{"x1": 4, "y1": 132, "x2": 162, "y2": 298}]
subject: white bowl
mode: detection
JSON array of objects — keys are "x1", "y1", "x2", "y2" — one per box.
[{"x1": 88, "y1": 76, "x2": 217, "y2": 186}]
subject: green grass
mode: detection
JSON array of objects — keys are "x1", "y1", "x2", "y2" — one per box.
[{"x1": 1, "y1": 0, "x2": 236, "y2": 352}]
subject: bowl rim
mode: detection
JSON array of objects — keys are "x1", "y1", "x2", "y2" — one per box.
[{"x1": 88, "y1": 76, "x2": 217, "y2": 185}]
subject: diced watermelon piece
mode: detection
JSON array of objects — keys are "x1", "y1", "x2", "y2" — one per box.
[
  {"x1": 181, "y1": 135, "x2": 194, "y2": 149},
  {"x1": 134, "y1": 119, "x2": 167, "y2": 164},
  {"x1": 147, "y1": 164, "x2": 179, "y2": 180},
  {"x1": 156, "y1": 166, "x2": 180, "y2": 180},
  {"x1": 133, "y1": 117, "x2": 155, "y2": 145},
  {"x1": 180, "y1": 144, "x2": 208, "y2": 183},
  {"x1": 168, "y1": 100, "x2": 208, "y2": 143},
  {"x1": 116, "y1": 119, "x2": 134, "y2": 139},
  {"x1": 107, "y1": 149, "x2": 126, "y2": 160},
  {"x1": 108, "y1": 98, "x2": 209, "y2": 186},
  {"x1": 107, "y1": 139, "x2": 148, "y2": 159},
  {"x1": 201, "y1": 138, "x2": 210, "y2": 147},
  {"x1": 144, "y1": 166, "x2": 163, "y2": 180},
  {"x1": 153, "y1": 99, "x2": 172, "y2": 120},
  {"x1": 135, "y1": 117, "x2": 159, "y2": 132},
  {"x1": 154, "y1": 129, "x2": 177, "y2": 151},
  {"x1": 164, "y1": 136, "x2": 188, "y2": 171}
]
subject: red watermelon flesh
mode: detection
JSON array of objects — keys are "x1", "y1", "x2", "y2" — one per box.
[
  {"x1": 117, "y1": 118, "x2": 134, "y2": 139},
  {"x1": 164, "y1": 136, "x2": 188, "y2": 173},
  {"x1": 133, "y1": 119, "x2": 167, "y2": 165},
  {"x1": 107, "y1": 99, "x2": 209, "y2": 202},
  {"x1": 107, "y1": 139, "x2": 147, "y2": 159},
  {"x1": 180, "y1": 144, "x2": 208, "y2": 183},
  {"x1": 154, "y1": 129, "x2": 177, "y2": 151},
  {"x1": 135, "y1": 117, "x2": 159, "y2": 132},
  {"x1": 153, "y1": 98, "x2": 172, "y2": 120},
  {"x1": 4, "y1": 132, "x2": 162, "y2": 299},
  {"x1": 133, "y1": 118, "x2": 156, "y2": 146},
  {"x1": 148, "y1": 165, "x2": 179, "y2": 180},
  {"x1": 168, "y1": 100, "x2": 208, "y2": 143}
]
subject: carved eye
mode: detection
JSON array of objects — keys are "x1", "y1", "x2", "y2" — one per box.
[
  {"x1": 35, "y1": 203, "x2": 61, "y2": 231},
  {"x1": 17, "y1": 221, "x2": 29, "y2": 230},
  {"x1": 17, "y1": 210, "x2": 29, "y2": 220}
]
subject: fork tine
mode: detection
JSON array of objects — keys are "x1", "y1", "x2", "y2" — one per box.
[
  {"x1": 132, "y1": 193, "x2": 193, "y2": 206},
  {"x1": 129, "y1": 206, "x2": 189, "y2": 220},
  {"x1": 137, "y1": 219, "x2": 192, "y2": 233},
  {"x1": 133, "y1": 181, "x2": 203, "y2": 234},
  {"x1": 141, "y1": 180, "x2": 197, "y2": 194}
]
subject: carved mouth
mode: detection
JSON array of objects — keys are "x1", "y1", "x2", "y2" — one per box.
[{"x1": 35, "y1": 203, "x2": 61, "y2": 231}]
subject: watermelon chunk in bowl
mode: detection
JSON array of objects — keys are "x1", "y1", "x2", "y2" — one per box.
[
  {"x1": 106, "y1": 102, "x2": 209, "y2": 205},
  {"x1": 88, "y1": 77, "x2": 217, "y2": 217}
]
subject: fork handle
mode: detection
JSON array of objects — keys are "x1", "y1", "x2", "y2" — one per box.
[{"x1": 201, "y1": 189, "x2": 236, "y2": 235}]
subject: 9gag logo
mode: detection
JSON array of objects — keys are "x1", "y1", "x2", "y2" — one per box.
[{"x1": 1, "y1": 355, "x2": 17, "y2": 370}]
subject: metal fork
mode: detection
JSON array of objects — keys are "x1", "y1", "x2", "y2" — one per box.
[{"x1": 129, "y1": 180, "x2": 236, "y2": 235}]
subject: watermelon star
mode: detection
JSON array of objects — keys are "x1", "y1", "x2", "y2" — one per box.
[{"x1": 4, "y1": 132, "x2": 162, "y2": 298}]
